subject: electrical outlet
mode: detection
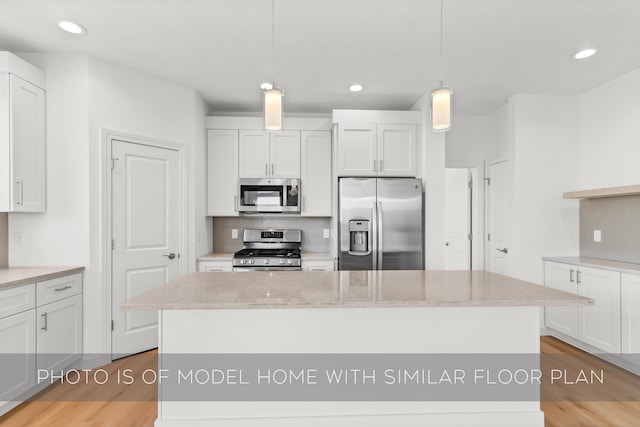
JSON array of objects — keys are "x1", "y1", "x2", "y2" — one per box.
[
  {"x1": 593, "y1": 229, "x2": 602, "y2": 242},
  {"x1": 232, "y1": 229, "x2": 238, "y2": 239},
  {"x1": 13, "y1": 231, "x2": 23, "y2": 247},
  {"x1": 323, "y1": 229, "x2": 330, "y2": 239}
]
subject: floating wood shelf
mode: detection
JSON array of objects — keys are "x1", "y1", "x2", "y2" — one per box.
[{"x1": 563, "y1": 184, "x2": 640, "y2": 199}]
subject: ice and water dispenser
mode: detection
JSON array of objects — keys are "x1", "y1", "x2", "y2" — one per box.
[{"x1": 348, "y1": 220, "x2": 370, "y2": 254}]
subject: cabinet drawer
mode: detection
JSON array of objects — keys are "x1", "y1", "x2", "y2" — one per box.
[
  {"x1": 198, "y1": 261, "x2": 233, "y2": 272},
  {"x1": 0, "y1": 284, "x2": 36, "y2": 320},
  {"x1": 36, "y1": 273, "x2": 82, "y2": 306}
]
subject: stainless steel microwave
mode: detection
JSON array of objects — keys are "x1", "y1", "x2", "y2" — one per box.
[{"x1": 237, "y1": 178, "x2": 300, "y2": 214}]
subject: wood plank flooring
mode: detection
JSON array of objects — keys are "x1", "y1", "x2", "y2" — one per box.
[{"x1": 2, "y1": 337, "x2": 640, "y2": 426}]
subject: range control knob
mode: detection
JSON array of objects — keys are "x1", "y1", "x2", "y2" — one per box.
[
  {"x1": 280, "y1": 259, "x2": 285, "y2": 264},
  {"x1": 240, "y1": 259, "x2": 246, "y2": 265},
  {"x1": 264, "y1": 259, "x2": 270, "y2": 264},
  {"x1": 287, "y1": 259, "x2": 293, "y2": 265},
  {"x1": 249, "y1": 259, "x2": 255, "y2": 265}
]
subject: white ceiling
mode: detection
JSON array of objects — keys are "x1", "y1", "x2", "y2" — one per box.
[{"x1": 1, "y1": 0, "x2": 639, "y2": 116}]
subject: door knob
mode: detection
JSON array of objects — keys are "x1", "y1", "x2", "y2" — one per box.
[
  {"x1": 445, "y1": 242, "x2": 449, "y2": 246},
  {"x1": 163, "y1": 253, "x2": 177, "y2": 260},
  {"x1": 496, "y1": 248, "x2": 508, "y2": 254}
]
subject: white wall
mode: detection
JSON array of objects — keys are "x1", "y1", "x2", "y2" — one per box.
[
  {"x1": 412, "y1": 94, "x2": 446, "y2": 269},
  {"x1": 8, "y1": 54, "x2": 207, "y2": 356},
  {"x1": 579, "y1": 67, "x2": 640, "y2": 189}
]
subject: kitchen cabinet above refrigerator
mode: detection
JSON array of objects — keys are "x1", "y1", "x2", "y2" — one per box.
[{"x1": 0, "y1": 52, "x2": 46, "y2": 213}]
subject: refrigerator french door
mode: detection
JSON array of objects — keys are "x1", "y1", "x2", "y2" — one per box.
[{"x1": 338, "y1": 178, "x2": 424, "y2": 270}]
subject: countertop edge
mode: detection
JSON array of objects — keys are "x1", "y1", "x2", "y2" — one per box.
[
  {"x1": 0, "y1": 266, "x2": 85, "y2": 291},
  {"x1": 543, "y1": 256, "x2": 640, "y2": 275}
]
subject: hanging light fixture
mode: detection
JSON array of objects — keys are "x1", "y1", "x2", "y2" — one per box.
[
  {"x1": 431, "y1": 0, "x2": 452, "y2": 132},
  {"x1": 263, "y1": 0, "x2": 283, "y2": 131}
]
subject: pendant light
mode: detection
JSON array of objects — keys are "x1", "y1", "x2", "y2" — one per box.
[
  {"x1": 431, "y1": 0, "x2": 452, "y2": 132},
  {"x1": 263, "y1": 0, "x2": 283, "y2": 131}
]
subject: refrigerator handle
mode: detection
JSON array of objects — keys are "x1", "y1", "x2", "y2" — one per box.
[
  {"x1": 377, "y1": 201, "x2": 383, "y2": 269},
  {"x1": 371, "y1": 202, "x2": 378, "y2": 270}
]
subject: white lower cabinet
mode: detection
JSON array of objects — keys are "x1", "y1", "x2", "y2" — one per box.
[
  {"x1": 0, "y1": 309, "x2": 36, "y2": 405},
  {"x1": 198, "y1": 260, "x2": 233, "y2": 272},
  {"x1": 301, "y1": 260, "x2": 335, "y2": 271},
  {"x1": 544, "y1": 261, "x2": 621, "y2": 354},
  {"x1": 621, "y1": 273, "x2": 640, "y2": 364}
]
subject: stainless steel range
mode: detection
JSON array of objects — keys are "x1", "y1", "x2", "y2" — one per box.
[{"x1": 232, "y1": 229, "x2": 302, "y2": 271}]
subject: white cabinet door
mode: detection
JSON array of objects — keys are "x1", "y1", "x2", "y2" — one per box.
[
  {"x1": 0, "y1": 74, "x2": 46, "y2": 212},
  {"x1": 337, "y1": 123, "x2": 376, "y2": 176},
  {"x1": 377, "y1": 124, "x2": 416, "y2": 177},
  {"x1": 577, "y1": 266, "x2": 621, "y2": 353},
  {"x1": 208, "y1": 130, "x2": 239, "y2": 216},
  {"x1": 36, "y1": 294, "x2": 83, "y2": 379},
  {"x1": 198, "y1": 260, "x2": 233, "y2": 272},
  {"x1": 0, "y1": 309, "x2": 36, "y2": 404},
  {"x1": 301, "y1": 131, "x2": 331, "y2": 216},
  {"x1": 270, "y1": 131, "x2": 300, "y2": 178},
  {"x1": 621, "y1": 273, "x2": 640, "y2": 363},
  {"x1": 301, "y1": 260, "x2": 335, "y2": 271},
  {"x1": 239, "y1": 131, "x2": 270, "y2": 178},
  {"x1": 544, "y1": 261, "x2": 578, "y2": 338}
]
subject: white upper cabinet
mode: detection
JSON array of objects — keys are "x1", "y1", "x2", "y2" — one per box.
[
  {"x1": 238, "y1": 130, "x2": 300, "y2": 178},
  {"x1": 0, "y1": 66, "x2": 46, "y2": 212},
  {"x1": 337, "y1": 123, "x2": 416, "y2": 177},
  {"x1": 207, "y1": 130, "x2": 239, "y2": 216},
  {"x1": 301, "y1": 130, "x2": 331, "y2": 217}
]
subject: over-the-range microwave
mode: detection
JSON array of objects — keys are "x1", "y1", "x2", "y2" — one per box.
[{"x1": 237, "y1": 178, "x2": 300, "y2": 214}]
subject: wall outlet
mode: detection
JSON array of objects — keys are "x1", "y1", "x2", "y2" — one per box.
[
  {"x1": 231, "y1": 229, "x2": 238, "y2": 239},
  {"x1": 593, "y1": 229, "x2": 602, "y2": 242},
  {"x1": 323, "y1": 229, "x2": 330, "y2": 239},
  {"x1": 13, "y1": 231, "x2": 23, "y2": 247}
]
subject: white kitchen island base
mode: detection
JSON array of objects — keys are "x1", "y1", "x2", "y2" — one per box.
[{"x1": 155, "y1": 306, "x2": 544, "y2": 427}]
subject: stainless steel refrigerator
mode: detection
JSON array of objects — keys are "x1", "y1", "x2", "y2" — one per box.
[{"x1": 338, "y1": 178, "x2": 424, "y2": 270}]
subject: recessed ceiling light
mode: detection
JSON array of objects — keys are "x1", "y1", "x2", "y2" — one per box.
[
  {"x1": 574, "y1": 48, "x2": 597, "y2": 59},
  {"x1": 349, "y1": 84, "x2": 364, "y2": 92},
  {"x1": 58, "y1": 21, "x2": 87, "y2": 34},
  {"x1": 260, "y1": 82, "x2": 273, "y2": 90}
]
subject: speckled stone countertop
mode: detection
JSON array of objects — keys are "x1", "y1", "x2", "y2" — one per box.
[
  {"x1": 0, "y1": 266, "x2": 85, "y2": 291},
  {"x1": 543, "y1": 256, "x2": 640, "y2": 275},
  {"x1": 121, "y1": 270, "x2": 592, "y2": 310}
]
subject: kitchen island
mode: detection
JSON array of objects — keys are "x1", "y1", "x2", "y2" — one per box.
[{"x1": 122, "y1": 270, "x2": 591, "y2": 427}]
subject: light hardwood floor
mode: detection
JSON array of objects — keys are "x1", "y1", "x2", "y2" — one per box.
[{"x1": 2, "y1": 337, "x2": 640, "y2": 426}]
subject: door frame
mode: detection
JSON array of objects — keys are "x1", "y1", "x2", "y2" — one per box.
[
  {"x1": 483, "y1": 156, "x2": 508, "y2": 272},
  {"x1": 102, "y1": 129, "x2": 187, "y2": 360}
]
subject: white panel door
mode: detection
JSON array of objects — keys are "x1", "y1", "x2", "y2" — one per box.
[
  {"x1": 544, "y1": 261, "x2": 578, "y2": 337},
  {"x1": 337, "y1": 123, "x2": 376, "y2": 176},
  {"x1": 270, "y1": 131, "x2": 300, "y2": 177},
  {"x1": 238, "y1": 130, "x2": 269, "y2": 178},
  {"x1": 377, "y1": 124, "x2": 416, "y2": 177},
  {"x1": 621, "y1": 273, "x2": 640, "y2": 364},
  {"x1": 444, "y1": 168, "x2": 471, "y2": 270},
  {"x1": 111, "y1": 140, "x2": 180, "y2": 357},
  {"x1": 9, "y1": 75, "x2": 46, "y2": 212},
  {"x1": 487, "y1": 160, "x2": 509, "y2": 274},
  {"x1": 301, "y1": 130, "x2": 331, "y2": 216},
  {"x1": 207, "y1": 130, "x2": 239, "y2": 216},
  {"x1": 577, "y1": 266, "x2": 621, "y2": 353}
]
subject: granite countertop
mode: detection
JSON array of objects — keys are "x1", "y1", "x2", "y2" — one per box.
[
  {"x1": 121, "y1": 270, "x2": 592, "y2": 310},
  {"x1": 543, "y1": 256, "x2": 640, "y2": 275},
  {"x1": 0, "y1": 266, "x2": 85, "y2": 291}
]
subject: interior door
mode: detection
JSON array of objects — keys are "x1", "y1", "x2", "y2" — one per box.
[
  {"x1": 444, "y1": 168, "x2": 471, "y2": 270},
  {"x1": 377, "y1": 178, "x2": 423, "y2": 270},
  {"x1": 111, "y1": 140, "x2": 180, "y2": 358},
  {"x1": 487, "y1": 160, "x2": 509, "y2": 274}
]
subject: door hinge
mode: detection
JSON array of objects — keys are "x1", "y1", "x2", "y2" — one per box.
[
  {"x1": 110, "y1": 157, "x2": 119, "y2": 170},
  {"x1": 488, "y1": 233, "x2": 491, "y2": 241},
  {"x1": 468, "y1": 180, "x2": 473, "y2": 189},
  {"x1": 111, "y1": 239, "x2": 114, "y2": 250},
  {"x1": 111, "y1": 320, "x2": 114, "y2": 331},
  {"x1": 484, "y1": 177, "x2": 490, "y2": 186},
  {"x1": 468, "y1": 233, "x2": 473, "y2": 241}
]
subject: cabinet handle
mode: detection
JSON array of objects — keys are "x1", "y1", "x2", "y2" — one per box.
[
  {"x1": 271, "y1": 163, "x2": 274, "y2": 175},
  {"x1": 41, "y1": 313, "x2": 48, "y2": 331},
  {"x1": 576, "y1": 270, "x2": 582, "y2": 284},
  {"x1": 16, "y1": 180, "x2": 24, "y2": 205},
  {"x1": 54, "y1": 285, "x2": 72, "y2": 292},
  {"x1": 379, "y1": 160, "x2": 383, "y2": 172},
  {"x1": 570, "y1": 269, "x2": 575, "y2": 283}
]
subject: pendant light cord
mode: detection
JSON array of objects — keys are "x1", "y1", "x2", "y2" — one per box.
[
  {"x1": 271, "y1": 0, "x2": 275, "y2": 85},
  {"x1": 439, "y1": 0, "x2": 444, "y2": 85}
]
